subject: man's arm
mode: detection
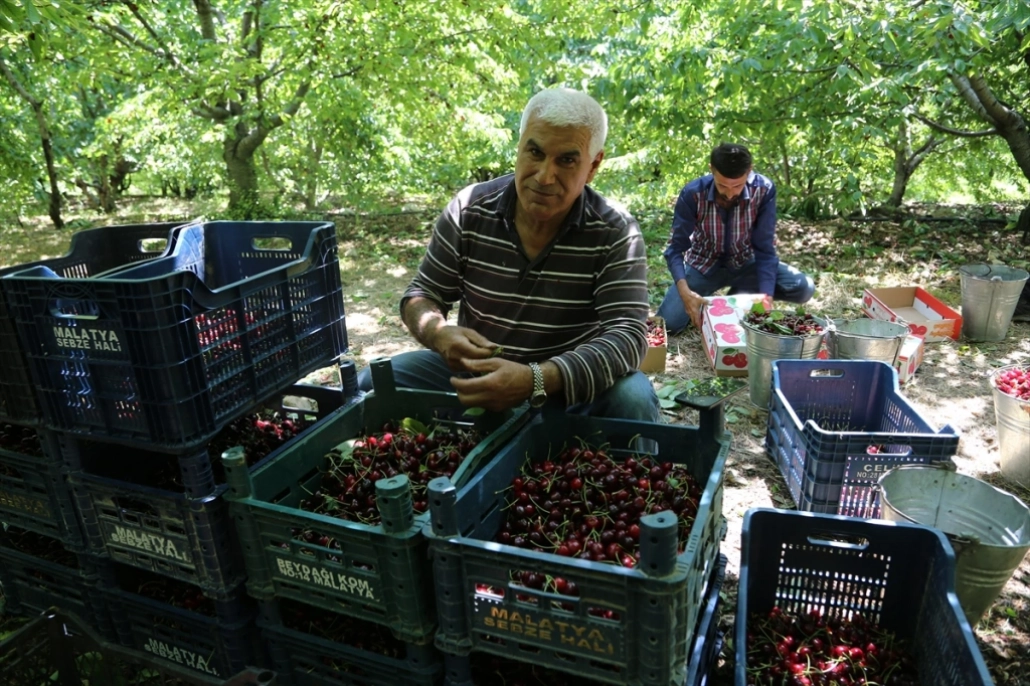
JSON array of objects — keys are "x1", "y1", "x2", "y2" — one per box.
[
  {"x1": 750, "y1": 181, "x2": 779, "y2": 297},
  {"x1": 663, "y1": 184, "x2": 705, "y2": 327},
  {"x1": 549, "y1": 225, "x2": 649, "y2": 406},
  {"x1": 663, "y1": 185, "x2": 698, "y2": 284},
  {"x1": 401, "y1": 199, "x2": 498, "y2": 370}
]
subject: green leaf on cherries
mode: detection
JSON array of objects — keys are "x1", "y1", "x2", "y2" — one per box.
[
  {"x1": 401, "y1": 417, "x2": 431, "y2": 433},
  {"x1": 463, "y1": 407, "x2": 486, "y2": 417}
]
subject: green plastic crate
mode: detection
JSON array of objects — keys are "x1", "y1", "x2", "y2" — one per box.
[
  {"x1": 423, "y1": 410, "x2": 730, "y2": 686},
  {"x1": 223, "y1": 358, "x2": 529, "y2": 644}
]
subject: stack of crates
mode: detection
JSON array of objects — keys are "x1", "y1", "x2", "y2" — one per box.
[
  {"x1": 0, "y1": 220, "x2": 350, "y2": 683},
  {"x1": 0, "y1": 222, "x2": 189, "y2": 642},
  {"x1": 223, "y1": 358, "x2": 530, "y2": 686}
]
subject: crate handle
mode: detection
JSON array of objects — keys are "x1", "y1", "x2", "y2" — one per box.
[
  {"x1": 808, "y1": 368, "x2": 845, "y2": 378},
  {"x1": 805, "y1": 530, "x2": 870, "y2": 550},
  {"x1": 250, "y1": 235, "x2": 294, "y2": 251},
  {"x1": 137, "y1": 237, "x2": 169, "y2": 254},
  {"x1": 48, "y1": 298, "x2": 101, "y2": 320}
]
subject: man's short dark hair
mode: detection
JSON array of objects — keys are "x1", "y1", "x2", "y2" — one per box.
[{"x1": 710, "y1": 143, "x2": 752, "y2": 179}]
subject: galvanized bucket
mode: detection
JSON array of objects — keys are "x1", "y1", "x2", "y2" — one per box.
[
  {"x1": 878, "y1": 464, "x2": 1030, "y2": 626},
  {"x1": 991, "y1": 364, "x2": 1030, "y2": 487},
  {"x1": 960, "y1": 264, "x2": 1030, "y2": 342},
  {"x1": 825, "y1": 318, "x2": 909, "y2": 366},
  {"x1": 741, "y1": 313, "x2": 826, "y2": 410}
]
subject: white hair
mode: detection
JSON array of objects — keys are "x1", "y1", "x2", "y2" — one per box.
[{"x1": 519, "y1": 88, "x2": 608, "y2": 159}]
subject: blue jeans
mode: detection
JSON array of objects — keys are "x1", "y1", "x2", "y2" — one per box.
[
  {"x1": 357, "y1": 350, "x2": 660, "y2": 422},
  {"x1": 657, "y1": 260, "x2": 815, "y2": 334}
]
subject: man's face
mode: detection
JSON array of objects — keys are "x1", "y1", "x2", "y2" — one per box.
[
  {"x1": 515, "y1": 115, "x2": 603, "y2": 225},
  {"x1": 711, "y1": 166, "x2": 750, "y2": 203}
]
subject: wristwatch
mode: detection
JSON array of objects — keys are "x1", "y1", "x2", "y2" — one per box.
[{"x1": 528, "y1": 362, "x2": 548, "y2": 408}]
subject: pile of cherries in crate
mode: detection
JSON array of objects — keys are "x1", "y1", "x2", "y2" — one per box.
[
  {"x1": 744, "y1": 606, "x2": 918, "y2": 686},
  {"x1": 482, "y1": 443, "x2": 703, "y2": 608},
  {"x1": 299, "y1": 420, "x2": 484, "y2": 525}
]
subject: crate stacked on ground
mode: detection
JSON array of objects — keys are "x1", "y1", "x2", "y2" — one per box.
[
  {"x1": 0, "y1": 425, "x2": 84, "y2": 546},
  {"x1": 1, "y1": 221, "x2": 347, "y2": 449},
  {"x1": 0, "y1": 609, "x2": 279, "y2": 685},
  {"x1": 438, "y1": 553, "x2": 728, "y2": 686},
  {"x1": 735, "y1": 508, "x2": 994, "y2": 686},
  {"x1": 59, "y1": 383, "x2": 346, "y2": 590},
  {"x1": 0, "y1": 524, "x2": 119, "y2": 640},
  {"x1": 422, "y1": 408, "x2": 730, "y2": 686},
  {"x1": 62, "y1": 382, "x2": 350, "y2": 681},
  {"x1": 0, "y1": 221, "x2": 188, "y2": 428},
  {"x1": 223, "y1": 359, "x2": 529, "y2": 685},
  {"x1": 765, "y1": 359, "x2": 960, "y2": 517}
]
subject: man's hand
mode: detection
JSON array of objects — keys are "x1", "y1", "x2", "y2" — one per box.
[
  {"x1": 449, "y1": 358, "x2": 532, "y2": 412},
  {"x1": 429, "y1": 325, "x2": 499, "y2": 372},
  {"x1": 675, "y1": 280, "x2": 706, "y2": 329}
]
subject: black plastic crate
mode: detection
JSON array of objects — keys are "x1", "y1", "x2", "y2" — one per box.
[
  {"x1": 0, "y1": 609, "x2": 277, "y2": 685},
  {"x1": 734, "y1": 509, "x2": 994, "y2": 686},
  {"x1": 102, "y1": 563, "x2": 261, "y2": 682},
  {"x1": 224, "y1": 359, "x2": 528, "y2": 645},
  {"x1": 0, "y1": 427, "x2": 83, "y2": 545},
  {"x1": 0, "y1": 222, "x2": 186, "y2": 428},
  {"x1": 0, "y1": 527, "x2": 116, "y2": 640},
  {"x1": 3, "y1": 221, "x2": 347, "y2": 451},
  {"x1": 260, "y1": 597, "x2": 444, "y2": 686},
  {"x1": 62, "y1": 383, "x2": 346, "y2": 593},
  {"x1": 687, "y1": 553, "x2": 725, "y2": 686},
  {"x1": 765, "y1": 360, "x2": 959, "y2": 517},
  {"x1": 424, "y1": 410, "x2": 729, "y2": 686}
]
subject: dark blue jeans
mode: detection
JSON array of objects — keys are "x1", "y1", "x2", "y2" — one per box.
[
  {"x1": 657, "y1": 260, "x2": 815, "y2": 334},
  {"x1": 357, "y1": 349, "x2": 660, "y2": 422}
]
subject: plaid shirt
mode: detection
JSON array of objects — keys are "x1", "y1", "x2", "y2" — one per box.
[
  {"x1": 403, "y1": 175, "x2": 649, "y2": 406},
  {"x1": 663, "y1": 172, "x2": 778, "y2": 295}
]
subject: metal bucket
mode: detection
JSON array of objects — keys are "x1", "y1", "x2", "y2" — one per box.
[
  {"x1": 991, "y1": 364, "x2": 1030, "y2": 487},
  {"x1": 960, "y1": 264, "x2": 1030, "y2": 342},
  {"x1": 742, "y1": 314, "x2": 826, "y2": 410},
  {"x1": 825, "y1": 318, "x2": 909, "y2": 366},
  {"x1": 878, "y1": 464, "x2": 1030, "y2": 626}
]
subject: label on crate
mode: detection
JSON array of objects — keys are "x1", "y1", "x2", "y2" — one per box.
[
  {"x1": 844, "y1": 456, "x2": 905, "y2": 482},
  {"x1": 473, "y1": 599, "x2": 623, "y2": 658},
  {"x1": 143, "y1": 637, "x2": 220, "y2": 676},
  {"x1": 273, "y1": 557, "x2": 377, "y2": 600},
  {"x1": 106, "y1": 525, "x2": 191, "y2": 563},
  {"x1": 0, "y1": 491, "x2": 50, "y2": 517},
  {"x1": 48, "y1": 324, "x2": 125, "y2": 355}
]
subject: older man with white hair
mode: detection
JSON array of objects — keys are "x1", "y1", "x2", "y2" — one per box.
[{"x1": 358, "y1": 87, "x2": 658, "y2": 422}]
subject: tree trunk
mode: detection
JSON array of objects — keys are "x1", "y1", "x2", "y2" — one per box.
[
  {"x1": 223, "y1": 135, "x2": 262, "y2": 217},
  {"x1": 304, "y1": 141, "x2": 323, "y2": 211},
  {"x1": 0, "y1": 57, "x2": 63, "y2": 229},
  {"x1": 887, "y1": 150, "x2": 911, "y2": 208},
  {"x1": 41, "y1": 123, "x2": 63, "y2": 228},
  {"x1": 1018, "y1": 201, "x2": 1030, "y2": 245}
]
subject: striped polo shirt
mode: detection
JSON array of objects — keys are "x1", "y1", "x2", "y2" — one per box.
[{"x1": 402, "y1": 174, "x2": 649, "y2": 406}]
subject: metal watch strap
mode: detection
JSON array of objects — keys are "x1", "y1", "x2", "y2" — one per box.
[{"x1": 529, "y1": 362, "x2": 547, "y2": 407}]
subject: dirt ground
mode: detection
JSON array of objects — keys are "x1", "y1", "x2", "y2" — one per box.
[{"x1": 332, "y1": 214, "x2": 1030, "y2": 686}]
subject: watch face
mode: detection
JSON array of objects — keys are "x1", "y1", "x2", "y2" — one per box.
[{"x1": 530, "y1": 392, "x2": 547, "y2": 408}]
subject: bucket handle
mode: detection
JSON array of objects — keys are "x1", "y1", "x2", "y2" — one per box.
[
  {"x1": 804, "y1": 530, "x2": 870, "y2": 551},
  {"x1": 868, "y1": 458, "x2": 958, "y2": 514}
]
